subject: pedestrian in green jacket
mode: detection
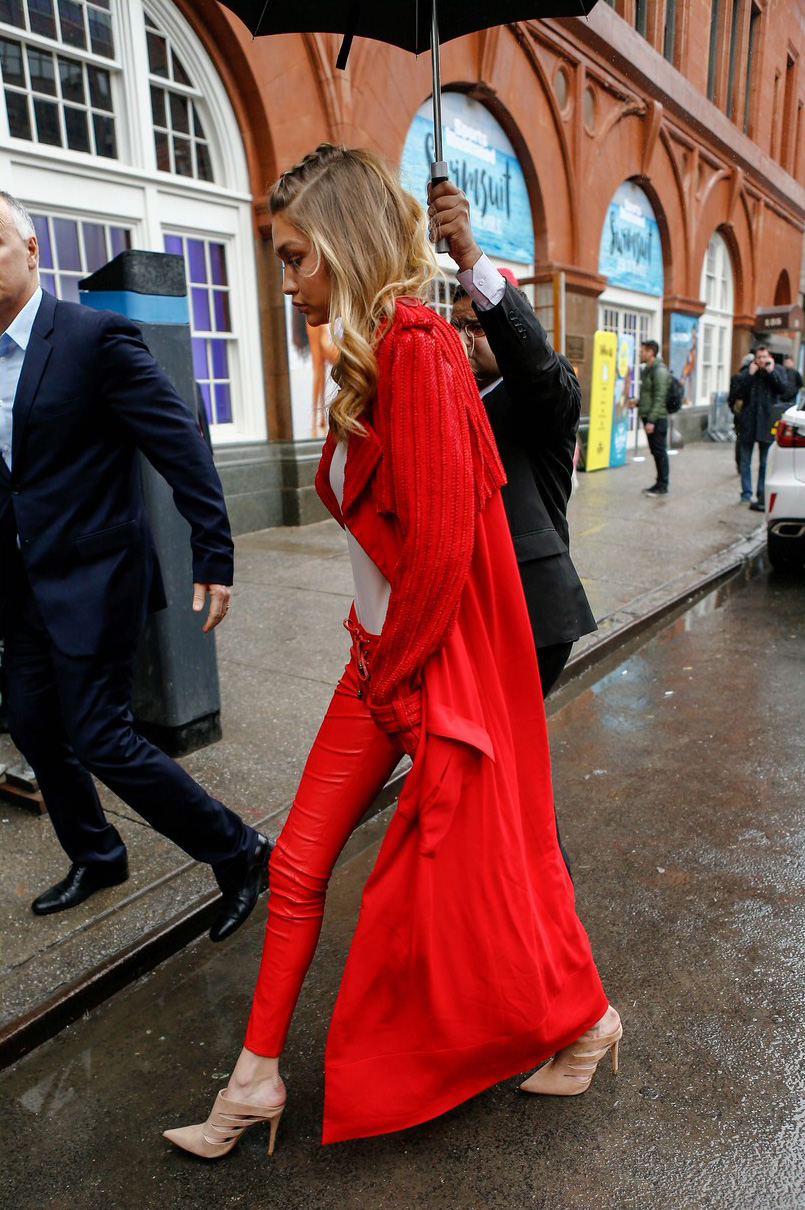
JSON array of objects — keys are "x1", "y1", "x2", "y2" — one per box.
[{"x1": 635, "y1": 340, "x2": 670, "y2": 495}]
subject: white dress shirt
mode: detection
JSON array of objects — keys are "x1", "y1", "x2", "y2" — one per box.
[{"x1": 0, "y1": 285, "x2": 43, "y2": 471}]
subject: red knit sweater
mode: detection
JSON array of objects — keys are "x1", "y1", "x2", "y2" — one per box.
[{"x1": 320, "y1": 300, "x2": 505, "y2": 751}]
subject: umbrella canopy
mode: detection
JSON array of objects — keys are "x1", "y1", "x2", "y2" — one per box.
[
  {"x1": 218, "y1": 1, "x2": 600, "y2": 247},
  {"x1": 219, "y1": 1, "x2": 600, "y2": 51}
]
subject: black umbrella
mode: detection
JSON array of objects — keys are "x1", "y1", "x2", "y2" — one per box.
[{"x1": 218, "y1": 1, "x2": 600, "y2": 245}]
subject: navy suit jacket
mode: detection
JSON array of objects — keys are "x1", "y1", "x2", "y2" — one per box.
[
  {"x1": 0, "y1": 291, "x2": 233, "y2": 657},
  {"x1": 475, "y1": 283, "x2": 596, "y2": 649}
]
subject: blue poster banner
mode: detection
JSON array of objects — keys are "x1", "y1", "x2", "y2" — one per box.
[
  {"x1": 610, "y1": 334, "x2": 634, "y2": 466},
  {"x1": 669, "y1": 313, "x2": 698, "y2": 406},
  {"x1": 400, "y1": 93, "x2": 534, "y2": 265},
  {"x1": 598, "y1": 182, "x2": 664, "y2": 296}
]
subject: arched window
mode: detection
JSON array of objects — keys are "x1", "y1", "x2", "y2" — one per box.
[
  {"x1": 144, "y1": 10, "x2": 212, "y2": 181},
  {"x1": 0, "y1": 0, "x2": 266, "y2": 446},
  {"x1": 698, "y1": 232, "x2": 734, "y2": 406}
]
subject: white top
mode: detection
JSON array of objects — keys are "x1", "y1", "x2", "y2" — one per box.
[{"x1": 330, "y1": 441, "x2": 391, "y2": 637}]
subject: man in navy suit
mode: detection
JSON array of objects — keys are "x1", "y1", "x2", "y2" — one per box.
[{"x1": 0, "y1": 191, "x2": 268, "y2": 939}]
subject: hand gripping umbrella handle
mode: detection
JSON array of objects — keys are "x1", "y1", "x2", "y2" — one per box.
[{"x1": 429, "y1": 160, "x2": 450, "y2": 255}]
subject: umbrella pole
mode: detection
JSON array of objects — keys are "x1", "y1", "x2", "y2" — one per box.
[{"x1": 429, "y1": 0, "x2": 449, "y2": 253}]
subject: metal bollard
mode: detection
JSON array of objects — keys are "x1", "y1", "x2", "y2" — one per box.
[{"x1": 79, "y1": 251, "x2": 222, "y2": 757}]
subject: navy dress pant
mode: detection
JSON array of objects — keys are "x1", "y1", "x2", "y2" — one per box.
[{"x1": 5, "y1": 572, "x2": 253, "y2": 879}]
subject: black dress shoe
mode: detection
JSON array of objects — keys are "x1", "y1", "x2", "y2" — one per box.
[
  {"x1": 749, "y1": 500, "x2": 764, "y2": 512},
  {"x1": 643, "y1": 485, "x2": 669, "y2": 496},
  {"x1": 31, "y1": 860, "x2": 129, "y2": 916},
  {"x1": 209, "y1": 834, "x2": 273, "y2": 943}
]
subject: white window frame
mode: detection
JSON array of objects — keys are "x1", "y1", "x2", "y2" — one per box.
[
  {"x1": 697, "y1": 232, "x2": 734, "y2": 407},
  {"x1": 0, "y1": 0, "x2": 266, "y2": 445}
]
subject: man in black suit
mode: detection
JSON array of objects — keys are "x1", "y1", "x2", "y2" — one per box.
[
  {"x1": 429, "y1": 182, "x2": 596, "y2": 699},
  {"x1": 0, "y1": 190, "x2": 268, "y2": 938}
]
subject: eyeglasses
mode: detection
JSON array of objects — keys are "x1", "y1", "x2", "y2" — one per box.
[{"x1": 449, "y1": 318, "x2": 485, "y2": 339}]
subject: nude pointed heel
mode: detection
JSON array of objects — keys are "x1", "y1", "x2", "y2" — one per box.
[
  {"x1": 520, "y1": 1010, "x2": 623, "y2": 1097},
  {"x1": 163, "y1": 1089, "x2": 285, "y2": 1159}
]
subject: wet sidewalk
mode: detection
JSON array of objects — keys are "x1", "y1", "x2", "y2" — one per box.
[
  {"x1": 0, "y1": 441, "x2": 764, "y2": 1051},
  {"x1": 2, "y1": 558, "x2": 801, "y2": 1210}
]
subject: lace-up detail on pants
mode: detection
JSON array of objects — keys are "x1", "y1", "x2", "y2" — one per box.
[{"x1": 343, "y1": 616, "x2": 375, "y2": 700}]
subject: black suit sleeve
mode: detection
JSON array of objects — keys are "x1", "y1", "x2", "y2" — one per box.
[
  {"x1": 98, "y1": 313, "x2": 234, "y2": 586},
  {"x1": 474, "y1": 281, "x2": 581, "y2": 440}
]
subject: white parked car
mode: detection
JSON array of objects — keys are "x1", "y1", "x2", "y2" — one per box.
[{"x1": 765, "y1": 403, "x2": 805, "y2": 572}]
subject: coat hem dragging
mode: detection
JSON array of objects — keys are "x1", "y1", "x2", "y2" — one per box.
[{"x1": 321, "y1": 968, "x2": 609, "y2": 1144}]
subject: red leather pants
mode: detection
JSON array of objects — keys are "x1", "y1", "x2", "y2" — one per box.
[{"x1": 244, "y1": 625, "x2": 400, "y2": 1056}]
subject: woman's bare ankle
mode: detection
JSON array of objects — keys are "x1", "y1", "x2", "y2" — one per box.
[
  {"x1": 227, "y1": 1047, "x2": 285, "y2": 1106},
  {"x1": 590, "y1": 1004, "x2": 620, "y2": 1035}
]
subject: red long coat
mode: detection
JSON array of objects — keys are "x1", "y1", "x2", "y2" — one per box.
[{"x1": 315, "y1": 299, "x2": 608, "y2": 1144}]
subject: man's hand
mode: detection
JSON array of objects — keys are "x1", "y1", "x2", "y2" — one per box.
[
  {"x1": 645, "y1": 422, "x2": 655, "y2": 434},
  {"x1": 748, "y1": 361, "x2": 759, "y2": 375},
  {"x1": 192, "y1": 582, "x2": 231, "y2": 632},
  {"x1": 427, "y1": 180, "x2": 483, "y2": 272}
]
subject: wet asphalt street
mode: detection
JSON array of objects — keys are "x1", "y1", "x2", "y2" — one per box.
[{"x1": 2, "y1": 564, "x2": 803, "y2": 1210}]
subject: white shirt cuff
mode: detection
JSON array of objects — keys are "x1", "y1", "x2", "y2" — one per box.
[{"x1": 456, "y1": 254, "x2": 507, "y2": 312}]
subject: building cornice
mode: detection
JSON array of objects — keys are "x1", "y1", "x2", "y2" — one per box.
[{"x1": 532, "y1": 7, "x2": 805, "y2": 227}]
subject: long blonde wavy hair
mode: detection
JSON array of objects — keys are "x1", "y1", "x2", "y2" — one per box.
[{"x1": 269, "y1": 144, "x2": 438, "y2": 440}]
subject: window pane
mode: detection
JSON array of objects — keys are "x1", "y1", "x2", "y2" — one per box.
[
  {"x1": 213, "y1": 291, "x2": 230, "y2": 333},
  {"x1": 109, "y1": 225, "x2": 129, "y2": 257},
  {"x1": 191, "y1": 337, "x2": 208, "y2": 380},
  {"x1": 0, "y1": 38, "x2": 25, "y2": 86},
  {"x1": 87, "y1": 7, "x2": 113, "y2": 57},
  {"x1": 4, "y1": 87, "x2": 30, "y2": 136},
  {"x1": 87, "y1": 64, "x2": 111, "y2": 110},
  {"x1": 209, "y1": 242, "x2": 227, "y2": 287},
  {"x1": 57, "y1": 0, "x2": 86, "y2": 49},
  {"x1": 0, "y1": 0, "x2": 24, "y2": 27},
  {"x1": 91, "y1": 110, "x2": 115, "y2": 157},
  {"x1": 197, "y1": 379, "x2": 212, "y2": 424},
  {"x1": 82, "y1": 221, "x2": 106, "y2": 270},
  {"x1": 169, "y1": 91, "x2": 189, "y2": 134},
  {"x1": 187, "y1": 239, "x2": 206, "y2": 282},
  {"x1": 210, "y1": 338, "x2": 228, "y2": 379},
  {"x1": 32, "y1": 214, "x2": 53, "y2": 266},
  {"x1": 149, "y1": 83, "x2": 165, "y2": 127},
  {"x1": 195, "y1": 141, "x2": 212, "y2": 182},
  {"x1": 58, "y1": 274, "x2": 80, "y2": 302},
  {"x1": 154, "y1": 129, "x2": 169, "y2": 170},
  {"x1": 163, "y1": 233, "x2": 183, "y2": 257},
  {"x1": 40, "y1": 271, "x2": 56, "y2": 294},
  {"x1": 192, "y1": 105, "x2": 206, "y2": 138},
  {"x1": 27, "y1": 0, "x2": 57, "y2": 39},
  {"x1": 64, "y1": 103, "x2": 89, "y2": 150},
  {"x1": 191, "y1": 286, "x2": 210, "y2": 331},
  {"x1": 33, "y1": 95, "x2": 61, "y2": 143},
  {"x1": 146, "y1": 30, "x2": 168, "y2": 77},
  {"x1": 213, "y1": 381, "x2": 231, "y2": 424},
  {"x1": 53, "y1": 216, "x2": 79, "y2": 269},
  {"x1": 28, "y1": 48, "x2": 57, "y2": 95},
  {"x1": 58, "y1": 55, "x2": 84, "y2": 103},
  {"x1": 171, "y1": 50, "x2": 191, "y2": 87},
  {"x1": 173, "y1": 135, "x2": 192, "y2": 176}
]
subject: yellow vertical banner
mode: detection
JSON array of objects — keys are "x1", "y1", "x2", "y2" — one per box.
[{"x1": 586, "y1": 330, "x2": 618, "y2": 472}]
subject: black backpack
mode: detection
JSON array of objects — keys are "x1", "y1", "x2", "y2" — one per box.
[{"x1": 665, "y1": 375, "x2": 684, "y2": 414}]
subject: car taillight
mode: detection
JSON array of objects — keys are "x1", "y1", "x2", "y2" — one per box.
[
  {"x1": 775, "y1": 421, "x2": 805, "y2": 448},
  {"x1": 768, "y1": 493, "x2": 777, "y2": 513}
]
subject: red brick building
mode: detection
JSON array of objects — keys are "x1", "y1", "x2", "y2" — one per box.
[{"x1": 2, "y1": 0, "x2": 803, "y2": 524}]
